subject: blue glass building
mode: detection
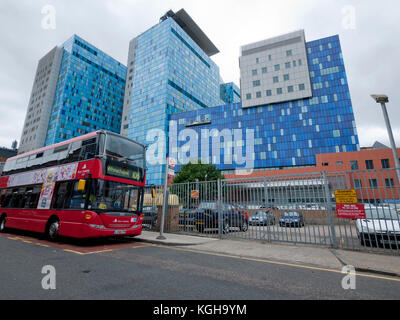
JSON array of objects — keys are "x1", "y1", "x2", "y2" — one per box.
[
  {"x1": 44, "y1": 35, "x2": 126, "y2": 145},
  {"x1": 220, "y1": 82, "x2": 241, "y2": 104},
  {"x1": 123, "y1": 10, "x2": 224, "y2": 185},
  {"x1": 170, "y1": 35, "x2": 360, "y2": 173}
]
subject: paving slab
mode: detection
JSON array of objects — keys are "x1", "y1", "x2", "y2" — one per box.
[
  {"x1": 332, "y1": 249, "x2": 400, "y2": 277},
  {"x1": 181, "y1": 238, "x2": 344, "y2": 270}
]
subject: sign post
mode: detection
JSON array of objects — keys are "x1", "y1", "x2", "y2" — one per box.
[{"x1": 157, "y1": 157, "x2": 176, "y2": 240}]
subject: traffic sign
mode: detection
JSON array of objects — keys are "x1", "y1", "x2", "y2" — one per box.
[
  {"x1": 336, "y1": 203, "x2": 366, "y2": 219},
  {"x1": 334, "y1": 189, "x2": 358, "y2": 204},
  {"x1": 168, "y1": 157, "x2": 176, "y2": 168},
  {"x1": 191, "y1": 190, "x2": 199, "y2": 199},
  {"x1": 167, "y1": 168, "x2": 175, "y2": 177}
]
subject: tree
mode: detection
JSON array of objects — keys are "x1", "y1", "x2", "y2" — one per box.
[{"x1": 173, "y1": 160, "x2": 223, "y2": 183}]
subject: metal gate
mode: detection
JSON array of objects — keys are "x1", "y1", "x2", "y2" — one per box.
[{"x1": 149, "y1": 168, "x2": 400, "y2": 254}]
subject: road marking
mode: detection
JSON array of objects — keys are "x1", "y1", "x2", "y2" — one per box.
[
  {"x1": 154, "y1": 245, "x2": 400, "y2": 283},
  {"x1": 0, "y1": 232, "x2": 153, "y2": 255},
  {"x1": 62, "y1": 249, "x2": 87, "y2": 255},
  {"x1": 61, "y1": 244, "x2": 153, "y2": 255}
]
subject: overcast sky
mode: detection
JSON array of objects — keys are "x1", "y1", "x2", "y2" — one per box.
[{"x1": 0, "y1": 0, "x2": 399, "y2": 149}]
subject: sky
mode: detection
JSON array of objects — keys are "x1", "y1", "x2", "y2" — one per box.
[{"x1": 0, "y1": 0, "x2": 399, "y2": 150}]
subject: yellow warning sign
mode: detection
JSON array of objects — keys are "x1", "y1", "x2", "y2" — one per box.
[{"x1": 334, "y1": 189, "x2": 358, "y2": 204}]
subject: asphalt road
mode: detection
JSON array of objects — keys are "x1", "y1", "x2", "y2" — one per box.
[{"x1": 0, "y1": 230, "x2": 399, "y2": 300}]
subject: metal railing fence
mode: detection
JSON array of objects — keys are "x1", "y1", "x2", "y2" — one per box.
[{"x1": 145, "y1": 168, "x2": 400, "y2": 254}]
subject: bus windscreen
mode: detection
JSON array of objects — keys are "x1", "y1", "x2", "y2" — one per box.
[{"x1": 104, "y1": 133, "x2": 146, "y2": 182}]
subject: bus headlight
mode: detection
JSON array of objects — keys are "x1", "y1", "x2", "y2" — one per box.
[{"x1": 89, "y1": 224, "x2": 107, "y2": 230}]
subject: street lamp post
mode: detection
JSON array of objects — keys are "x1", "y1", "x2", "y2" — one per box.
[{"x1": 371, "y1": 94, "x2": 400, "y2": 184}]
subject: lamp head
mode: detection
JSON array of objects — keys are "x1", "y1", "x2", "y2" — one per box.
[{"x1": 371, "y1": 94, "x2": 389, "y2": 104}]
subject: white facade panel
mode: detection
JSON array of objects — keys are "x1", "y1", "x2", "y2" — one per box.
[{"x1": 239, "y1": 30, "x2": 312, "y2": 108}]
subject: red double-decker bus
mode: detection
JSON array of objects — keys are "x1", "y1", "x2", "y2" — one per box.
[{"x1": 0, "y1": 130, "x2": 146, "y2": 240}]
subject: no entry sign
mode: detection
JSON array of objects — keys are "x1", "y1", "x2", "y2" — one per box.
[{"x1": 336, "y1": 203, "x2": 366, "y2": 219}]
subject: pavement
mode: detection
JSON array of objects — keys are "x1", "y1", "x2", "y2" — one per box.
[{"x1": 137, "y1": 230, "x2": 400, "y2": 278}]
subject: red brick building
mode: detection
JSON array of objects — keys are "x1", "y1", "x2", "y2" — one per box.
[{"x1": 225, "y1": 142, "x2": 400, "y2": 203}]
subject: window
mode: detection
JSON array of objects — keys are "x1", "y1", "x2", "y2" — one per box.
[
  {"x1": 253, "y1": 80, "x2": 261, "y2": 87},
  {"x1": 381, "y1": 159, "x2": 390, "y2": 169},
  {"x1": 333, "y1": 130, "x2": 341, "y2": 138},
  {"x1": 365, "y1": 160, "x2": 374, "y2": 170},
  {"x1": 322, "y1": 162, "x2": 329, "y2": 167},
  {"x1": 274, "y1": 64, "x2": 280, "y2": 71},
  {"x1": 354, "y1": 180, "x2": 362, "y2": 189},
  {"x1": 277, "y1": 88, "x2": 283, "y2": 95},
  {"x1": 252, "y1": 69, "x2": 258, "y2": 76},
  {"x1": 52, "y1": 181, "x2": 74, "y2": 209},
  {"x1": 283, "y1": 74, "x2": 289, "y2": 81},
  {"x1": 266, "y1": 90, "x2": 272, "y2": 97},
  {"x1": 299, "y1": 83, "x2": 305, "y2": 91},
  {"x1": 286, "y1": 50, "x2": 292, "y2": 57},
  {"x1": 0, "y1": 185, "x2": 41, "y2": 209},
  {"x1": 336, "y1": 161, "x2": 343, "y2": 165},
  {"x1": 369, "y1": 179, "x2": 378, "y2": 189},
  {"x1": 385, "y1": 178, "x2": 395, "y2": 188},
  {"x1": 246, "y1": 93, "x2": 252, "y2": 100},
  {"x1": 256, "y1": 91, "x2": 262, "y2": 98},
  {"x1": 24, "y1": 185, "x2": 42, "y2": 209},
  {"x1": 273, "y1": 76, "x2": 279, "y2": 83},
  {"x1": 287, "y1": 86, "x2": 294, "y2": 93},
  {"x1": 262, "y1": 67, "x2": 267, "y2": 74},
  {"x1": 285, "y1": 62, "x2": 291, "y2": 69},
  {"x1": 256, "y1": 58, "x2": 259, "y2": 64},
  {"x1": 350, "y1": 161, "x2": 358, "y2": 170}
]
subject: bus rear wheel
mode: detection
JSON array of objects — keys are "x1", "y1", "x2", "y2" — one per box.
[
  {"x1": 0, "y1": 215, "x2": 6, "y2": 232},
  {"x1": 46, "y1": 218, "x2": 60, "y2": 241}
]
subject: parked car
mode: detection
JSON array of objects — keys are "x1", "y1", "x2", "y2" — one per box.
[
  {"x1": 356, "y1": 208, "x2": 400, "y2": 248},
  {"x1": 249, "y1": 211, "x2": 275, "y2": 226},
  {"x1": 231, "y1": 203, "x2": 249, "y2": 221},
  {"x1": 194, "y1": 201, "x2": 248, "y2": 234},
  {"x1": 279, "y1": 211, "x2": 305, "y2": 228},
  {"x1": 179, "y1": 208, "x2": 197, "y2": 226},
  {"x1": 142, "y1": 206, "x2": 158, "y2": 228}
]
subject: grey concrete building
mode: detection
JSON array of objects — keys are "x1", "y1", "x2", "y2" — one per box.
[{"x1": 18, "y1": 46, "x2": 63, "y2": 154}]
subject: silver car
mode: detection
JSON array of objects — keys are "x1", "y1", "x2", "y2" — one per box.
[
  {"x1": 249, "y1": 211, "x2": 275, "y2": 226},
  {"x1": 356, "y1": 207, "x2": 400, "y2": 248}
]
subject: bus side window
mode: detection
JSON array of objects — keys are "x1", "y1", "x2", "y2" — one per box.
[
  {"x1": 52, "y1": 181, "x2": 73, "y2": 210},
  {"x1": 70, "y1": 181, "x2": 86, "y2": 209},
  {"x1": 0, "y1": 190, "x2": 6, "y2": 208},
  {"x1": 3, "y1": 190, "x2": 12, "y2": 208},
  {"x1": 8, "y1": 189, "x2": 19, "y2": 208},
  {"x1": 27, "y1": 185, "x2": 42, "y2": 209},
  {"x1": 18, "y1": 187, "x2": 29, "y2": 208}
]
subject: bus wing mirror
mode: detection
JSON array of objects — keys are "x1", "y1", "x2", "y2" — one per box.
[{"x1": 78, "y1": 179, "x2": 86, "y2": 191}]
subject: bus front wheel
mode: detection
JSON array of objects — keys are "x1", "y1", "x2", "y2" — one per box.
[{"x1": 46, "y1": 218, "x2": 60, "y2": 241}]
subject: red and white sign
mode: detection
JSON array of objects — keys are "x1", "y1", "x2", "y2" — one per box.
[
  {"x1": 336, "y1": 203, "x2": 366, "y2": 219},
  {"x1": 168, "y1": 157, "x2": 176, "y2": 168},
  {"x1": 191, "y1": 190, "x2": 199, "y2": 199}
]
